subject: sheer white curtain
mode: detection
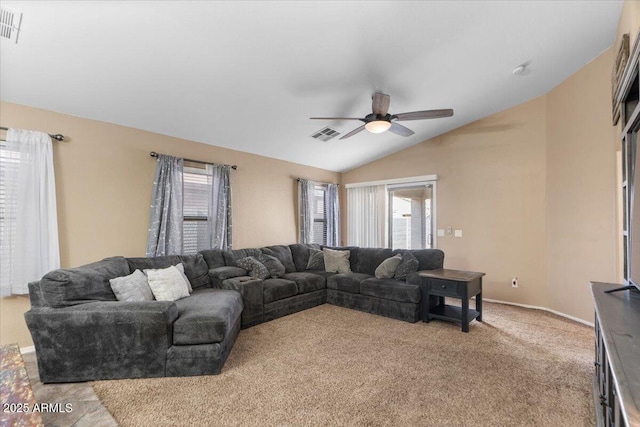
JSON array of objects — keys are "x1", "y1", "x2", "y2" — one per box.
[
  {"x1": 0, "y1": 129, "x2": 60, "y2": 296},
  {"x1": 347, "y1": 185, "x2": 386, "y2": 247}
]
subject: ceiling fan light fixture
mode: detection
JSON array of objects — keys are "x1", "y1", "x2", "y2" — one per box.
[{"x1": 365, "y1": 120, "x2": 391, "y2": 134}]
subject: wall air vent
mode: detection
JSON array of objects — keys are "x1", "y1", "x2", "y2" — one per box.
[
  {"x1": 310, "y1": 127, "x2": 340, "y2": 141},
  {"x1": 0, "y1": 7, "x2": 22, "y2": 44}
]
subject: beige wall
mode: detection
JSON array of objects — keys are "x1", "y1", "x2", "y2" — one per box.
[
  {"x1": 0, "y1": 102, "x2": 339, "y2": 347},
  {"x1": 342, "y1": 97, "x2": 550, "y2": 308},
  {"x1": 342, "y1": 45, "x2": 620, "y2": 322},
  {"x1": 545, "y1": 49, "x2": 618, "y2": 321}
]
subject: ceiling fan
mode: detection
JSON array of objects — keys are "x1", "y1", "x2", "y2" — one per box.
[{"x1": 311, "y1": 92, "x2": 453, "y2": 140}]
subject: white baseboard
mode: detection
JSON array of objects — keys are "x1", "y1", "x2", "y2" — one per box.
[
  {"x1": 480, "y1": 298, "x2": 594, "y2": 327},
  {"x1": 20, "y1": 345, "x2": 35, "y2": 354}
]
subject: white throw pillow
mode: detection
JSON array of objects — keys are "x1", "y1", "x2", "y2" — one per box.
[
  {"x1": 109, "y1": 269, "x2": 154, "y2": 302},
  {"x1": 146, "y1": 265, "x2": 190, "y2": 302},
  {"x1": 375, "y1": 254, "x2": 403, "y2": 279},
  {"x1": 174, "y1": 263, "x2": 193, "y2": 293},
  {"x1": 323, "y1": 248, "x2": 352, "y2": 273}
]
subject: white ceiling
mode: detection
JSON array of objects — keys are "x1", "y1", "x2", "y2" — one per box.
[{"x1": 0, "y1": 1, "x2": 623, "y2": 172}]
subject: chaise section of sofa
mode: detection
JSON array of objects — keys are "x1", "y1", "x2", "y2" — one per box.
[{"x1": 25, "y1": 254, "x2": 243, "y2": 383}]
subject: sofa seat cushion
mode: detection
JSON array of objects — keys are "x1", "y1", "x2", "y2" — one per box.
[
  {"x1": 327, "y1": 273, "x2": 372, "y2": 294},
  {"x1": 360, "y1": 278, "x2": 420, "y2": 303},
  {"x1": 304, "y1": 270, "x2": 337, "y2": 279},
  {"x1": 172, "y1": 289, "x2": 243, "y2": 345},
  {"x1": 263, "y1": 278, "x2": 298, "y2": 304},
  {"x1": 282, "y1": 272, "x2": 326, "y2": 294}
]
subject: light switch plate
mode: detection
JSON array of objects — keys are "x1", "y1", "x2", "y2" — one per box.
[
  {"x1": 454, "y1": 229, "x2": 463, "y2": 237},
  {"x1": 437, "y1": 229, "x2": 445, "y2": 237}
]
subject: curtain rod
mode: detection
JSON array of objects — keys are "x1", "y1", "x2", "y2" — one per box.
[
  {"x1": 149, "y1": 151, "x2": 237, "y2": 170},
  {"x1": 297, "y1": 178, "x2": 340, "y2": 186},
  {"x1": 0, "y1": 126, "x2": 65, "y2": 141}
]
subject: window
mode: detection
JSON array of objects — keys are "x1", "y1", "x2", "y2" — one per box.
[
  {"x1": 346, "y1": 175, "x2": 437, "y2": 248},
  {"x1": 311, "y1": 184, "x2": 327, "y2": 245},
  {"x1": 182, "y1": 164, "x2": 209, "y2": 254},
  {"x1": 0, "y1": 142, "x2": 19, "y2": 287},
  {"x1": 388, "y1": 184, "x2": 434, "y2": 249}
]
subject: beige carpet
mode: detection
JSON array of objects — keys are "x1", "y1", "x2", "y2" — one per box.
[{"x1": 91, "y1": 302, "x2": 595, "y2": 426}]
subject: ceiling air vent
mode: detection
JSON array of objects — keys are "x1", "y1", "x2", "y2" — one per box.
[
  {"x1": 0, "y1": 7, "x2": 22, "y2": 43},
  {"x1": 310, "y1": 127, "x2": 340, "y2": 141}
]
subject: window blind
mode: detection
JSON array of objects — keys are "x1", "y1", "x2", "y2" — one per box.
[
  {"x1": 0, "y1": 142, "x2": 20, "y2": 287},
  {"x1": 182, "y1": 166, "x2": 209, "y2": 254}
]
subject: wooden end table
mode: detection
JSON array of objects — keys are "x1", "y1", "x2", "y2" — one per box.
[{"x1": 419, "y1": 269, "x2": 485, "y2": 332}]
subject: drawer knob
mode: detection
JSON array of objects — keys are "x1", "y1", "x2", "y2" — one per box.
[{"x1": 441, "y1": 285, "x2": 446, "y2": 289}]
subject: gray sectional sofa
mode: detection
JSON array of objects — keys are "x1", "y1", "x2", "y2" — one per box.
[{"x1": 25, "y1": 244, "x2": 444, "y2": 383}]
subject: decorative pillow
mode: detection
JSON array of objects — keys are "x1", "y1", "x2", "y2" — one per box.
[
  {"x1": 375, "y1": 254, "x2": 403, "y2": 279},
  {"x1": 259, "y1": 254, "x2": 286, "y2": 278},
  {"x1": 145, "y1": 266, "x2": 190, "y2": 302},
  {"x1": 109, "y1": 269, "x2": 154, "y2": 302},
  {"x1": 237, "y1": 256, "x2": 270, "y2": 280},
  {"x1": 323, "y1": 248, "x2": 351, "y2": 274},
  {"x1": 174, "y1": 263, "x2": 193, "y2": 293},
  {"x1": 394, "y1": 252, "x2": 420, "y2": 280},
  {"x1": 306, "y1": 249, "x2": 325, "y2": 271}
]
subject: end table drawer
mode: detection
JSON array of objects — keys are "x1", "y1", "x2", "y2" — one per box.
[{"x1": 429, "y1": 279, "x2": 459, "y2": 297}]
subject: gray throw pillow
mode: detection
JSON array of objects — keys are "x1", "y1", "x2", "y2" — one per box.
[
  {"x1": 306, "y1": 249, "x2": 325, "y2": 271},
  {"x1": 394, "y1": 252, "x2": 420, "y2": 280},
  {"x1": 109, "y1": 269, "x2": 154, "y2": 302},
  {"x1": 259, "y1": 254, "x2": 286, "y2": 278},
  {"x1": 323, "y1": 248, "x2": 351, "y2": 273},
  {"x1": 237, "y1": 256, "x2": 270, "y2": 280},
  {"x1": 375, "y1": 254, "x2": 403, "y2": 279}
]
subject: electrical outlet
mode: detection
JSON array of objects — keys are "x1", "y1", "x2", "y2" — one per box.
[{"x1": 512, "y1": 277, "x2": 518, "y2": 288}]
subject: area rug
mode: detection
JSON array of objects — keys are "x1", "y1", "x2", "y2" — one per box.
[{"x1": 91, "y1": 301, "x2": 595, "y2": 426}]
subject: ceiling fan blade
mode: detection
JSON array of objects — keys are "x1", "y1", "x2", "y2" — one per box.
[
  {"x1": 388, "y1": 122, "x2": 415, "y2": 137},
  {"x1": 392, "y1": 109, "x2": 454, "y2": 121},
  {"x1": 310, "y1": 117, "x2": 363, "y2": 121},
  {"x1": 339, "y1": 124, "x2": 366, "y2": 140},
  {"x1": 372, "y1": 93, "x2": 390, "y2": 116}
]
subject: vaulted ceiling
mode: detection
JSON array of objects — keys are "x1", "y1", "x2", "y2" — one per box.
[{"x1": 0, "y1": 1, "x2": 623, "y2": 172}]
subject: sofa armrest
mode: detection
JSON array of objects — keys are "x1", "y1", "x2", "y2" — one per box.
[
  {"x1": 209, "y1": 266, "x2": 247, "y2": 288},
  {"x1": 24, "y1": 301, "x2": 178, "y2": 383},
  {"x1": 221, "y1": 277, "x2": 263, "y2": 328}
]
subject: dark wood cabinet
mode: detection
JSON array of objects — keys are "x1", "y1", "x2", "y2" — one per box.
[
  {"x1": 420, "y1": 269, "x2": 484, "y2": 332},
  {"x1": 591, "y1": 282, "x2": 640, "y2": 427}
]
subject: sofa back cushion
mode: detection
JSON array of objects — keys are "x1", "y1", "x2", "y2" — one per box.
[
  {"x1": 198, "y1": 249, "x2": 226, "y2": 269},
  {"x1": 222, "y1": 248, "x2": 263, "y2": 267},
  {"x1": 126, "y1": 254, "x2": 210, "y2": 290},
  {"x1": 289, "y1": 243, "x2": 321, "y2": 272},
  {"x1": 261, "y1": 245, "x2": 296, "y2": 273},
  {"x1": 408, "y1": 249, "x2": 445, "y2": 271},
  {"x1": 40, "y1": 256, "x2": 131, "y2": 307},
  {"x1": 355, "y1": 248, "x2": 393, "y2": 275}
]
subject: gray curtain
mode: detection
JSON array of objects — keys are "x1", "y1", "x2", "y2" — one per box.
[
  {"x1": 206, "y1": 164, "x2": 232, "y2": 250},
  {"x1": 326, "y1": 183, "x2": 340, "y2": 246},
  {"x1": 146, "y1": 155, "x2": 184, "y2": 257},
  {"x1": 298, "y1": 179, "x2": 315, "y2": 244}
]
